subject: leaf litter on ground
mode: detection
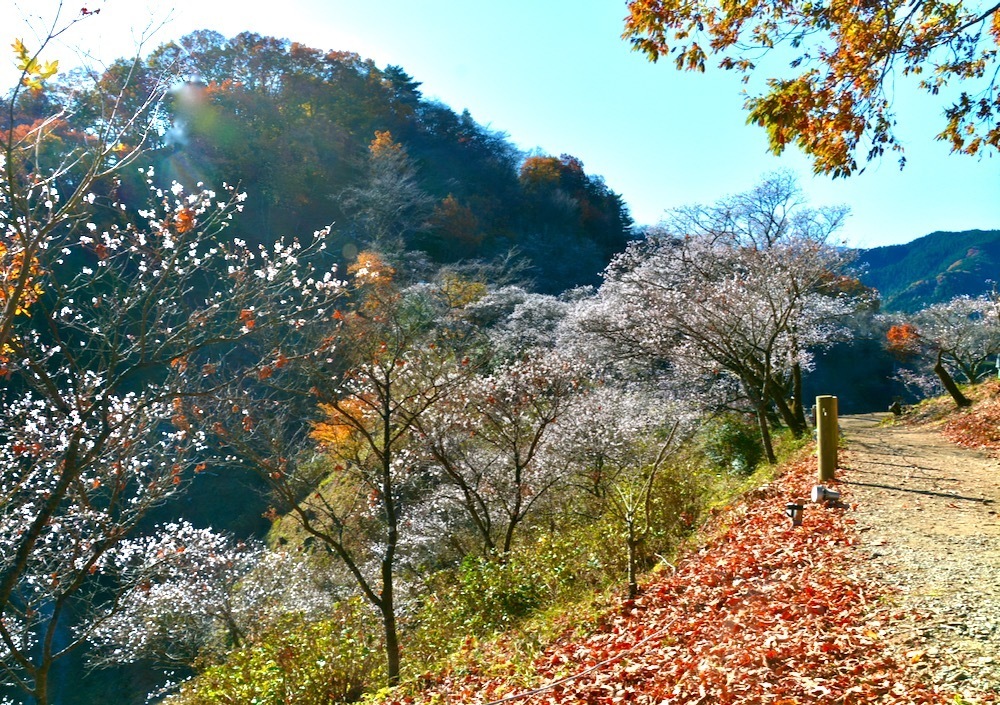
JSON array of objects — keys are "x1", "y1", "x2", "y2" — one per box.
[{"x1": 384, "y1": 453, "x2": 972, "y2": 704}]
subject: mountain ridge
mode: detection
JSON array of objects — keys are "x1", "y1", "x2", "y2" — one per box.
[{"x1": 856, "y1": 228, "x2": 1000, "y2": 311}]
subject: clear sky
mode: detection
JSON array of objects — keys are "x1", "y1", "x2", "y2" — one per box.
[{"x1": 3, "y1": 0, "x2": 998, "y2": 248}]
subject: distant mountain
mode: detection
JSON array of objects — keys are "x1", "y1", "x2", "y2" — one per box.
[{"x1": 856, "y1": 229, "x2": 1000, "y2": 312}]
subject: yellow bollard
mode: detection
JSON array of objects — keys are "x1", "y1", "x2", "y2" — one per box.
[{"x1": 816, "y1": 395, "x2": 838, "y2": 482}]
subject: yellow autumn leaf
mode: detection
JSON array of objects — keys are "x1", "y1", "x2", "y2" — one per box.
[{"x1": 12, "y1": 38, "x2": 59, "y2": 87}]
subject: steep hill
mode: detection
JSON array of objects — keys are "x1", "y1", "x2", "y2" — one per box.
[
  {"x1": 12, "y1": 30, "x2": 634, "y2": 296},
  {"x1": 857, "y1": 229, "x2": 1000, "y2": 311}
]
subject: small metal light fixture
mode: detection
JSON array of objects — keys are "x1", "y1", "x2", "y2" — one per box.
[
  {"x1": 811, "y1": 485, "x2": 841, "y2": 503},
  {"x1": 785, "y1": 501, "x2": 804, "y2": 526}
]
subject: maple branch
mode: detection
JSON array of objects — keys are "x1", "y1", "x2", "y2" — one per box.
[{"x1": 955, "y1": 1, "x2": 1000, "y2": 33}]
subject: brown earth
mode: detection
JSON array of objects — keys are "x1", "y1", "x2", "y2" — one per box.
[{"x1": 839, "y1": 413, "x2": 1000, "y2": 699}]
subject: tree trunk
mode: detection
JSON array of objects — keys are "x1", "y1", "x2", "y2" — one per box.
[
  {"x1": 934, "y1": 350, "x2": 972, "y2": 408},
  {"x1": 381, "y1": 387, "x2": 401, "y2": 686},
  {"x1": 502, "y1": 464, "x2": 524, "y2": 555},
  {"x1": 765, "y1": 378, "x2": 806, "y2": 437},
  {"x1": 756, "y1": 405, "x2": 777, "y2": 464},
  {"x1": 743, "y1": 379, "x2": 778, "y2": 464},
  {"x1": 791, "y1": 361, "x2": 807, "y2": 431},
  {"x1": 33, "y1": 665, "x2": 49, "y2": 705},
  {"x1": 626, "y1": 520, "x2": 638, "y2": 599},
  {"x1": 381, "y1": 599, "x2": 401, "y2": 686}
]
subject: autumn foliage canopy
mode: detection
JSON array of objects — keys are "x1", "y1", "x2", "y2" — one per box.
[{"x1": 624, "y1": 0, "x2": 1000, "y2": 175}]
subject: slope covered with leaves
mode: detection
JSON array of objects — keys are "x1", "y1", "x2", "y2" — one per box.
[
  {"x1": 940, "y1": 379, "x2": 1000, "y2": 453},
  {"x1": 380, "y1": 454, "x2": 952, "y2": 704}
]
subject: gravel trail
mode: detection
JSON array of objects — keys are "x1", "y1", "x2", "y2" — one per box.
[{"x1": 838, "y1": 413, "x2": 1000, "y2": 700}]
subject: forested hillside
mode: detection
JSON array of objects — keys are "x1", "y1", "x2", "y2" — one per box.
[
  {"x1": 5, "y1": 30, "x2": 632, "y2": 294},
  {"x1": 857, "y1": 229, "x2": 1000, "y2": 312}
]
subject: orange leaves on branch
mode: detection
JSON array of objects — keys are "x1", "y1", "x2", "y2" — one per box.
[
  {"x1": 623, "y1": 0, "x2": 1000, "y2": 173},
  {"x1": 886, "y1": 322, "x2": 921, "y2": 356},
  {"x1": 347, "y1": 251, "x2": 399, "y2": 319},
  {"x1": 174, "y1": 207, "x2": 196, "y2": 234},
  {"x1": 0, "y1": 241, "x2": 45, "y2": 320},
  {"x1": 519, "y1": 156, "x2": 564, "y2": 187},
  {"x1": 239, "y1": 308, "x2": 256, "y2": 329},
  {"x1": 430, "y1": 195, "x2": 482, "y2": 249},
  {"x1": 171, "y1": 398, "x2": 190, "y2": 431},
  {"x1": 311, "y1": 400, "x2": 367, "y2": 447},
  {"x1": 674, "y1": 41, "x2": 707, "y2": 72},
  {"x1": 348, "y1": 250, "x2": 395, "y2": 285},
  {"x1": 369, "y1": 130, "x2": 403, "y2": 158}
]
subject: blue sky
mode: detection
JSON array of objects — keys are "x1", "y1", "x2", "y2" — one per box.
[{"x1": 4, "y1": 0, "x2": 998, "y2": 248}]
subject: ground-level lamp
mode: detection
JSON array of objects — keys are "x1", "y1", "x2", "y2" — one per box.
[
  {"x1": 811, "y1": 485, "x2": 841, "y2": 503},
  {"x1": 785, "y1": 501, "x2": 804, "y2": 526}
]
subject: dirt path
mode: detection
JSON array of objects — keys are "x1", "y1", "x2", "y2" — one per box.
[{"x1": 839, "y1": 413, "x2": 1000, "y2": 698}]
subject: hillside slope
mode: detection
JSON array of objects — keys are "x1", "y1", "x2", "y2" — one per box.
[
  {"x1": 379, "y1": 454, "x2": 963, "y2": 703},
  {"x1": 857, "y1": 229, "x2": 1000, "y2": 312},
  {"x1": 376, "y1": 383, "x2": 1000, "y2": 704}
]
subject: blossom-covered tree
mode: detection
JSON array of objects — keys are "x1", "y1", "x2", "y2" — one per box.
[
  {"x1": 462, "y1": 285, "x2": 573, "y2": 361},
  {"x1": 578, "y1": 176, "x2": 860, "y2": 462},
  {"x1": 86, "y1": 526, "x2": 340, "y2": 671},
  {"x1": 0, "y1": 169, "x2": 343, "y2": 704},
  {"x1": 220, "y1": 252, "x2": 478, "y2": 686},
  {"x1": 2, "y1": 18, "x2": 169, "y2": 365},
  {"x1": 886, "y1": 294, "x2": 1000, "y2": 406},
  {"x1": 2, "y1": 34, "x2": 345, "y2": 694},
  {"x1": 555, "y1": 385, "x2": 691, "y2": 598},
  {"x1": 419, "y1": 351, "x2": 580, "y2": 556}
]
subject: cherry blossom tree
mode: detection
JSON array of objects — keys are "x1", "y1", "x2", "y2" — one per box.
[
  {"x1": 2, "y1": 11, "x2": 170, "y2": 372},
  {"x1": 418, "y1": 351, "x2": 580, "y2": 556},
  {"x1": 555, "y1": 385, "x2": 691, "y2": 598},
  {"x1": 216, "y1": 252, "x2": 480, "y2": 686},
  {"x1": 85, "y1": 526, "x2": 341, "y2": 672},
  {"x1": 915, "y1": 294, "x2": 1000, "y2": 384},
  {"x1": 462, "y1": 285, "x2": 573, "y2": 361},
  {"x1": 0, "y1": 171, "x2": 344, "y2": 704},
  {"x1": 661, "y1": 172, "x2": 867, "y2": 427},
  {"x1": 85, "y1": 524, "x2": 264, "y2": 669},
  {"x1": 886, "y1": 294, "x2": 1000, "y2": 407},
  {"x1": 578, "y1": 176, "x2": 860, "y2": 463}
]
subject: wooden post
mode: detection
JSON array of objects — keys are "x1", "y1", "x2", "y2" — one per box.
[{"x1": 816, "y1": 395, "x2": 838, "y2": 481}]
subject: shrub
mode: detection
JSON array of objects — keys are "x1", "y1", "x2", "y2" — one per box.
[
  {"x1": 404, "y1": 530, "x2": 610, "y2": 668},
  {"x1": 166, "y1": 600, "x2": 382, "y2": 705},
  {"x1": 698, "y1": 414, "x2": 764, "y2": 475}
]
